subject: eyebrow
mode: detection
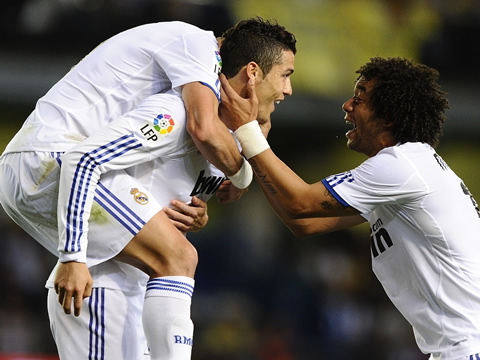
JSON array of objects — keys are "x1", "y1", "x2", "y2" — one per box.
[{"x1": 356, "y1": 84, "x2": 367, "y2": 93}]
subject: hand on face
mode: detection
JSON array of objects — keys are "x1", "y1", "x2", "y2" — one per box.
[{"x1": 219, "y1": 74, "x2": 258, "y2": 131}]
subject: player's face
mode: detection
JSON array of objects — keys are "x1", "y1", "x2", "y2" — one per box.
[
  {"x1": 254, "y1": 50, "x2": 295, "y2": 125},
  {"x1": 342, "y1": 78, "x2": 386, "y2": 157}
]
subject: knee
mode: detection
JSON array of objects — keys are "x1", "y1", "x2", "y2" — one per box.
[
  {"x1": 172, "y1": 241, "x2": 198, "y2": 276},
  {"x1": 150, "y1": 239, "x2": 198, "y2": 278}
]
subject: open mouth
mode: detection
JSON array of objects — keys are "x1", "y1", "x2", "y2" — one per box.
[
  {"x1": 345, "y1": 119, "x2": 357, "y2": 137},
  {"x1": 346, "y1": 119, "x2": 357, "y2": 130}
]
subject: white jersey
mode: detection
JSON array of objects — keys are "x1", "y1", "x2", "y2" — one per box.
[
  {"x1": 58, "y1": 91, "x2": 225, "y2": 265},
  {"x1": 322, "y1": 142, "x2": 480, "y2": 359},
  {"x1": 3, "y1": 21, "x2": 221, "y2": 154},
  {"x1": 1, "y1": 92, "x2": 225, "y2": 271}
]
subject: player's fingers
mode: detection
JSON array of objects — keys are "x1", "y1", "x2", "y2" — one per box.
[
  {"x1": 62, "y1": 291, "x2": 72, "y2": 315},
  {"x1": 84, "y1": 280, "x2": 93, "y2": 299},
  {"x1": 163, "y1": 207, "x2": 192, "y2": 227},
  {"x1": 57, "y1": 286, "x2": 65, "y2": 305},
  {"x1": 246, "y1": 76, "x2": 257, "y2": 102},
  {"x1": 219, "y1": 73, "x2": 235, "y2": 98},
  {"x1": 190, "y1": 196, "x2": 207, "y2": 210},
  {"x1": 73, "y1": 292, "x2": 83, "y2": 317},
  {"x1": 172, "y1": 220, "x2": 189, "y2": 233}
]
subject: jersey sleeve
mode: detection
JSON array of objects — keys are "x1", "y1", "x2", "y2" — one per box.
[
  {"x1": 57, "y1": 94, "x2": 189, "y2": 263},
  {"x1": 321, "y1": 147, "x2": 428, "y2": 214},
  {"x1": 153, "y1": 30, "x2": 221, "y2": 100}
]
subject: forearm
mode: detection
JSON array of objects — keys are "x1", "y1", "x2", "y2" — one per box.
[
  {"x1": 236, "y1": 122, "x2": 360, "y2": 219},
  {"x1": 189, "y1": 119, "x2": 244, "y2": 176},
  {"x1": 184, "y1": 82, "x2": 252, "y2": 189},
  {"x1": 275, "y1": 211, "x2": 367, "y2": 237},
  {"x1": 250, "y1": 149, "x2": 314, "y2": 219},
  {"x1": 57, "y1": 149, "x2": 100, "y2": 263}
]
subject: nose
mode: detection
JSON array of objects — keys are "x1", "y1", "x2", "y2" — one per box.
[
  {"x1": 284, "y1": 78, "x2": 293, "y2": 96},
  {"x1": 342, "y1": 97, "x2": 353, "y2": 112}
]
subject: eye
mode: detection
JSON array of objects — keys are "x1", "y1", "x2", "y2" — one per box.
[{"x1": 353, "y1": 95, "x2": 363, "y2": 104}]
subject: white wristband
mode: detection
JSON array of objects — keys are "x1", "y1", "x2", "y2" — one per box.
[
  {"x1": 234, "y1": 120, "x2": 270, "y2": 160},
  {"x1": 228, "y1": 157, "x2": 253, "y2": 189}
]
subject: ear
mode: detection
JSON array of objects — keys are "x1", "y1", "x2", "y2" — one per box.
[
  {"x1": 246, "y1": 61, "x2": 261, "y2": 81},
  {"x1": 383, "y1": 119, "x2": 395, "y2": 129}
]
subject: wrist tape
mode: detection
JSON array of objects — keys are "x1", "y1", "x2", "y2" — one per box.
[
  {"x1": 228, "y1": 157, "x2": 253, "y2": 189},
  {"x1": 234, "y1": 121, "x2": 270, "y2": 160}
]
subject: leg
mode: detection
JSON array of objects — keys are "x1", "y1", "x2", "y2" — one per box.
[
  {"x1": 116, "y1": 211, "x2": 197, "y2": 360},
  {"x1": 47, "y1": 284, "x2": 148, "y2": 360},
  {"x1": 116, "y1": 210, "x2": 198, "y2": 278}
]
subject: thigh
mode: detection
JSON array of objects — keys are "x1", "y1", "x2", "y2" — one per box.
[
  {"x1": 48, "y1": 287, "x2": 148, "y2": 360},
  {"x1": 117, "y1": 209, "x2": 198, "y2": 278},
  {"x1": 86, "y1": 169, "x2": 162, "y2": 267},
  {"x1": 0, "y1": 152, "x2": 164, "y2": 266}
]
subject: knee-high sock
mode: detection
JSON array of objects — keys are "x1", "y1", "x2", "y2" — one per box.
[{"x1": 142, "y1": 276, "x2": 195, "y2": 360}]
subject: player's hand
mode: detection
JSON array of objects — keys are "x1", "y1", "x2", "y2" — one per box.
[
  {"x1": 164, "y1": 196, "x2": 208, "y2": 233},
  {"x1": 54, "y1": 261, "x2": 93, "y2": 316},
  {"x1": 216, "y1": 179, "x2": 248, "y2": 204},
  {"x1": 219, "y1": 74, "x2": 258, "y2": 131}
]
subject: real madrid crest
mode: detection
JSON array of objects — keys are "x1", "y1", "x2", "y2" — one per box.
[{"x1": 130, "y1": 188, "x2": 149, "y2": 205}]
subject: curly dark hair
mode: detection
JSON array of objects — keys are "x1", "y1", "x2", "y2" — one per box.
[
  {"x1": 356, "y1": 57, "x2": 449, "y2": 148},
  {"x1": 220, "y1": 17, "x2": 296, "y2": 78}
]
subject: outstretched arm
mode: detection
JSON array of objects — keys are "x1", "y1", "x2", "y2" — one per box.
[{"x1": 219, "y1": 74, "x2": 362, "y2": 235}]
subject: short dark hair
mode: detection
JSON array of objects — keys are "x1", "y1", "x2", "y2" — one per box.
[
  {"x1": 356, "y1": 57, "x2": 449, "y2": 148},
  {"x1": 220, "y1": 17, "x2": 296, "y2": 78}
]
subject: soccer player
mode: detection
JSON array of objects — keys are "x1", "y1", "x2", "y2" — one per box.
[
  {"x1": 220, "y1": 57, "x2": 480, "y2": 360},
  {"x1": 0, "y1": 18, "x2": 297, "y2": 359},
  {"x1": 45, "y1": 91, "x2": 234, "y2": 359}
]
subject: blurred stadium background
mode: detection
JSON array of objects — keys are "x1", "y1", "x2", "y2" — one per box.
[{"x1": 0, "y1": 0, "x2": 479, "y2": 359}]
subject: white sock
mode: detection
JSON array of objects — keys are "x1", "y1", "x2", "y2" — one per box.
[{"x1": 143, "y1": 276, "x2": 195, "y2": 360}]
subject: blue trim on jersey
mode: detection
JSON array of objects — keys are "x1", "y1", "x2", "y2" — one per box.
[
  {"x1": 50, "y1": 152, "x2": 63, "y2": 166},
  {"x1": 93, "y1": 182, "x2": 146, "y2": 236},
  {"x1": 65, "y1": 134, "x2": 143, "y2": 253},
  {"x1": 321, "y1": 178, "x2": 350, "y2": 207},
  {"x1": 146, "y1": 278, "x2": 195, "y2": 298},
  {"x1": 200, "y1": 80, "x2": 221, "y2": 102},
  {"x1": 88, "y1": 288, "x2": 105, "y2": 360}
]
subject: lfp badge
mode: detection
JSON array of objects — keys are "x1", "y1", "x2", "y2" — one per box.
[{"x1": 154, "y1": 114, "x2": 175, "y2": 135}]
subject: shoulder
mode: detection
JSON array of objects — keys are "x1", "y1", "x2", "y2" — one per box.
[
  {"x1": 355, "y1": 143, "x2": 432, "y2": 186},
  {"x1": 135, "y1": 93, "x2": 186, "y2": 119}
]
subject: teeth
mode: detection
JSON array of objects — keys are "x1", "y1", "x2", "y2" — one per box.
[
  {"x1": 275, "y1": 101, "x2": 280, "y2": 105},
  {"x1": 345, "y1": 120, "x2": 356, "y2": 129}
]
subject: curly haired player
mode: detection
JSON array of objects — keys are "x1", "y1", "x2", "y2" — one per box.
[{"x1": 220, "y1": 56, "x2": 480, "y2": 360}]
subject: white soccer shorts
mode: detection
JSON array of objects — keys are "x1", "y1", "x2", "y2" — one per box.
[
  {"x1": 0, "y1": 151, "x2": 162, "y2": 266},
  {"x1": 47, "y1": 285, "x2": 150, "y2": 360}
]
